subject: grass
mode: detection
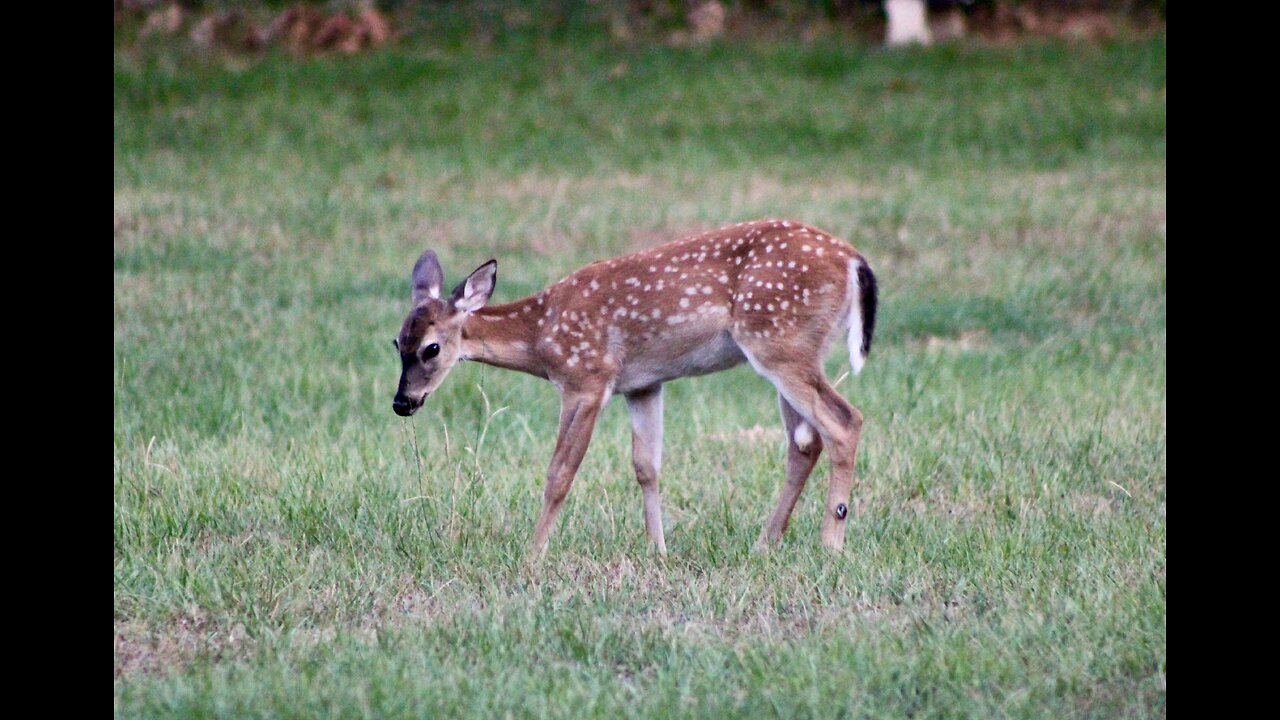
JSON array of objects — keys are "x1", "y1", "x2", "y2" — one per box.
[{"x1": 114, "y1": 30, "x2": 1166, "y2": 718}]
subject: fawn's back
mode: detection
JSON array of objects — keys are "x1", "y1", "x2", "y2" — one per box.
[{"x1": 527, "y1": 219, "x2": 868, "y2": 392}]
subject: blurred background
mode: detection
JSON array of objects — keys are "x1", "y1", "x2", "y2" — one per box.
[{"x1": 115, "y1": 1, "x2": 1165, "y2": 52}]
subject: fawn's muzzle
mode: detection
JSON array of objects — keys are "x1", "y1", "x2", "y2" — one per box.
[{"x1": 391, "y1": 394, "x2": 423, "y2": 417}]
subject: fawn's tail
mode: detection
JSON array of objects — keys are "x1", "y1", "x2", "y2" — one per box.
[{"x1": 847, "y1": 258, "x2": 878, "y2": 375}]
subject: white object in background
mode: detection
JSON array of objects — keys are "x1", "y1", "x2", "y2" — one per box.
[{"x1": 886, "y1": 0, "x2": 932, "y2": 46}]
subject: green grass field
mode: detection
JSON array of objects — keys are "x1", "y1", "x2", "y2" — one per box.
[{"x1": 115, "y1": 31, "x2": 1166, "y2": 718}]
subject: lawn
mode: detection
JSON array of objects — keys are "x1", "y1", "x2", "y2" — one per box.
[{"x1": 114, "y1": 29, "x2": 1166, "y2": 718}]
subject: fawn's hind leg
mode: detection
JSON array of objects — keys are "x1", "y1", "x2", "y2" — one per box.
[
  {"x1": 738, "y1": 342, "x2": 864, "y2": 550},
  {"x1": 755, "y1": 393, "x2": 824, "y2": 549}
]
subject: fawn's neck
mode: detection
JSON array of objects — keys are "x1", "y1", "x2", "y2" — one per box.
[{"x1": 460, "y1": 294, "x2": 548, "y2": 378}]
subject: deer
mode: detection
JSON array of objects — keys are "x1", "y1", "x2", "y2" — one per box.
[{"x1": 391, "y1": 219, "x2": 878, "y2": 557}]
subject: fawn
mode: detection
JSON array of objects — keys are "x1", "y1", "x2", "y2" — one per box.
[{"x1": 392, "y1": 219, "x2": 877, "y2": 556}]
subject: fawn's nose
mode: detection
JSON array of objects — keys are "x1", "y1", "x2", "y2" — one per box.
[{"x1": 392, "y1": 395, "x2": 416, "y2": 417}]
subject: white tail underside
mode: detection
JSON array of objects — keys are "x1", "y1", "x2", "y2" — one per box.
[{"x1": 847, "y1": 258, "x2": 866, "y2": 375}]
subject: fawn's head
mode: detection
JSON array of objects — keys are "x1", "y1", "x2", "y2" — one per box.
[{"x1": 391, "y1": 250, "x2": 496, "y2": 417}]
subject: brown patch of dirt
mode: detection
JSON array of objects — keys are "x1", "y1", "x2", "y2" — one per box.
[
  {"x1": 114, "y1": 573, "x2": 457, "y2": 680},
  {"x1": 708, "y1": 424, "x2": 785, "y2": 446},
  {"x1": 905, "y1": 488, "x2": 988, "y2": 522},
  {"x1": 917, "y1": 330, "x2": 991, "y2": 354},
  {"x1": 1070, "y1": 491, "x2": 1117, "y2": 517},
  {"x1": 114, "y1": 612, "x2": 252, "y2": 679}
]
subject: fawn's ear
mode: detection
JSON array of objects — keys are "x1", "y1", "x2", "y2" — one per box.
[
  {"x1": 450, "y1": 260, "x2": 497, "y2": 314},
  {"x1": 411, "y1": 250, "x2": 444, "y2": 305}
]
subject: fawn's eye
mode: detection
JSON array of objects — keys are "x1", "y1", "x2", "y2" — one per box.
[{"x1": 421, "y1": 343, "x2": 440, "y2": 361}]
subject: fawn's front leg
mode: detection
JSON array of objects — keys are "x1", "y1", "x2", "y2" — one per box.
[{"x1": 529, "y1": 388, "x2": 607, "y2": 558}]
